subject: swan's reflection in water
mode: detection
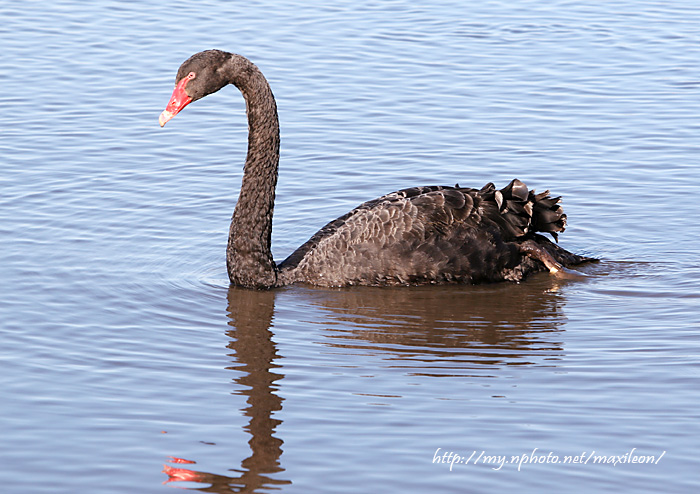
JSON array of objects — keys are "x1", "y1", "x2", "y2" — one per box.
[
  {"x1": 302, "y1": 274, "x2": 572, "y2": 375},
  {"x1": 162, "y1": 288, "x2": 290, "y2": 492},
  {"x1": 163, "y1": 274, "x2": 574, "y2": 491}
]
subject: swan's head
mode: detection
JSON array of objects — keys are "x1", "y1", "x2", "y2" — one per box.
[{"x1": 159, "y1": 50, "x2": 232, "y2": 127}]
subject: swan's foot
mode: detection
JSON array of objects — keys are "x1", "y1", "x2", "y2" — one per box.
[
  {"x1": 518, "y1": 239, "x2": 587, "y2": 279},
  {"x1": 551, "y1": 264, "x2": 589, "y2": 280},
  {"x1": 519, "y1": 239, "x2": 562, "y2": 272}
]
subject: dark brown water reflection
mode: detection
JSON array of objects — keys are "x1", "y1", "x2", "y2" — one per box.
[
  {"x1": 302, "y1": 278, "x2": 572, "y2": 373},
  {"x1": 162, "y1": 289, "x2": 290, "y2": 492},
  {"x1": 167, "y1": 273, "x2": 588, "y2": 492}
]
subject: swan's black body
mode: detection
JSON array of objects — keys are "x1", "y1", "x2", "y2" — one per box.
[{"x1": 160, "y1": 50, "x2": 592, "y2": 289}]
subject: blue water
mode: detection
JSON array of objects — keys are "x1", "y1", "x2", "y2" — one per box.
[{"x1": 2, "y1": 1, "x2": 699, "y2": 492}]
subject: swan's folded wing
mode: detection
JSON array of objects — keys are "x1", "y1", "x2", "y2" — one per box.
[{"x1": 277, "y1": 186, "x2": 480, "y2": 285}]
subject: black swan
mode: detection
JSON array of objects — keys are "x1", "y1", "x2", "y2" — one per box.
[{"x1": 159, "y1": 50, "x2": 592, "y2": 289}]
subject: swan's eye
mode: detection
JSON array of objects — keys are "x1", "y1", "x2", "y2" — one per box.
[{"x1": 187, "y1": 72, "x2": 196, "y2": 80}]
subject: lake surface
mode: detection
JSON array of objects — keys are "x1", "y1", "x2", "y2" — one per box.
[{"x1": 2, "y1": 0, "x2": 699, "y2": 492}]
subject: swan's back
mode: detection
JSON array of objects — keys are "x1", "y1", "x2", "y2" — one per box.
[{"x1": 277, "y1": 179, "x2": 572, "y2": 287}]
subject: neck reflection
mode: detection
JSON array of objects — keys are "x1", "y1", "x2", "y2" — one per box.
[{"x1": 162, "y1": 287, "x2": 289, "y2": 492}]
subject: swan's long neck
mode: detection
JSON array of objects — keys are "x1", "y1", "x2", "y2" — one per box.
[{"x1": 225, "y1": 55, "x2": 280, "y2": 288}]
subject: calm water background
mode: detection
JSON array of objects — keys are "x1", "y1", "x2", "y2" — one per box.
[{"x1": 2, "y1": 0, "x2": 699, "y2": 492}]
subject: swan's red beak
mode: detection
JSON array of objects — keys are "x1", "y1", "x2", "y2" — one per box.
[{"x1": 159, "y1": 77, "x2": 193, "y2": 127}]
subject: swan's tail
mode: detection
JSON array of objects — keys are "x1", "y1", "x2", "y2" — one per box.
[
  {"x1": 529, "y1": 187, "x2": 567, "y2": 241},
  {"x1": 480, "y1": 179, "x2": 567, "y2": 241}
]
